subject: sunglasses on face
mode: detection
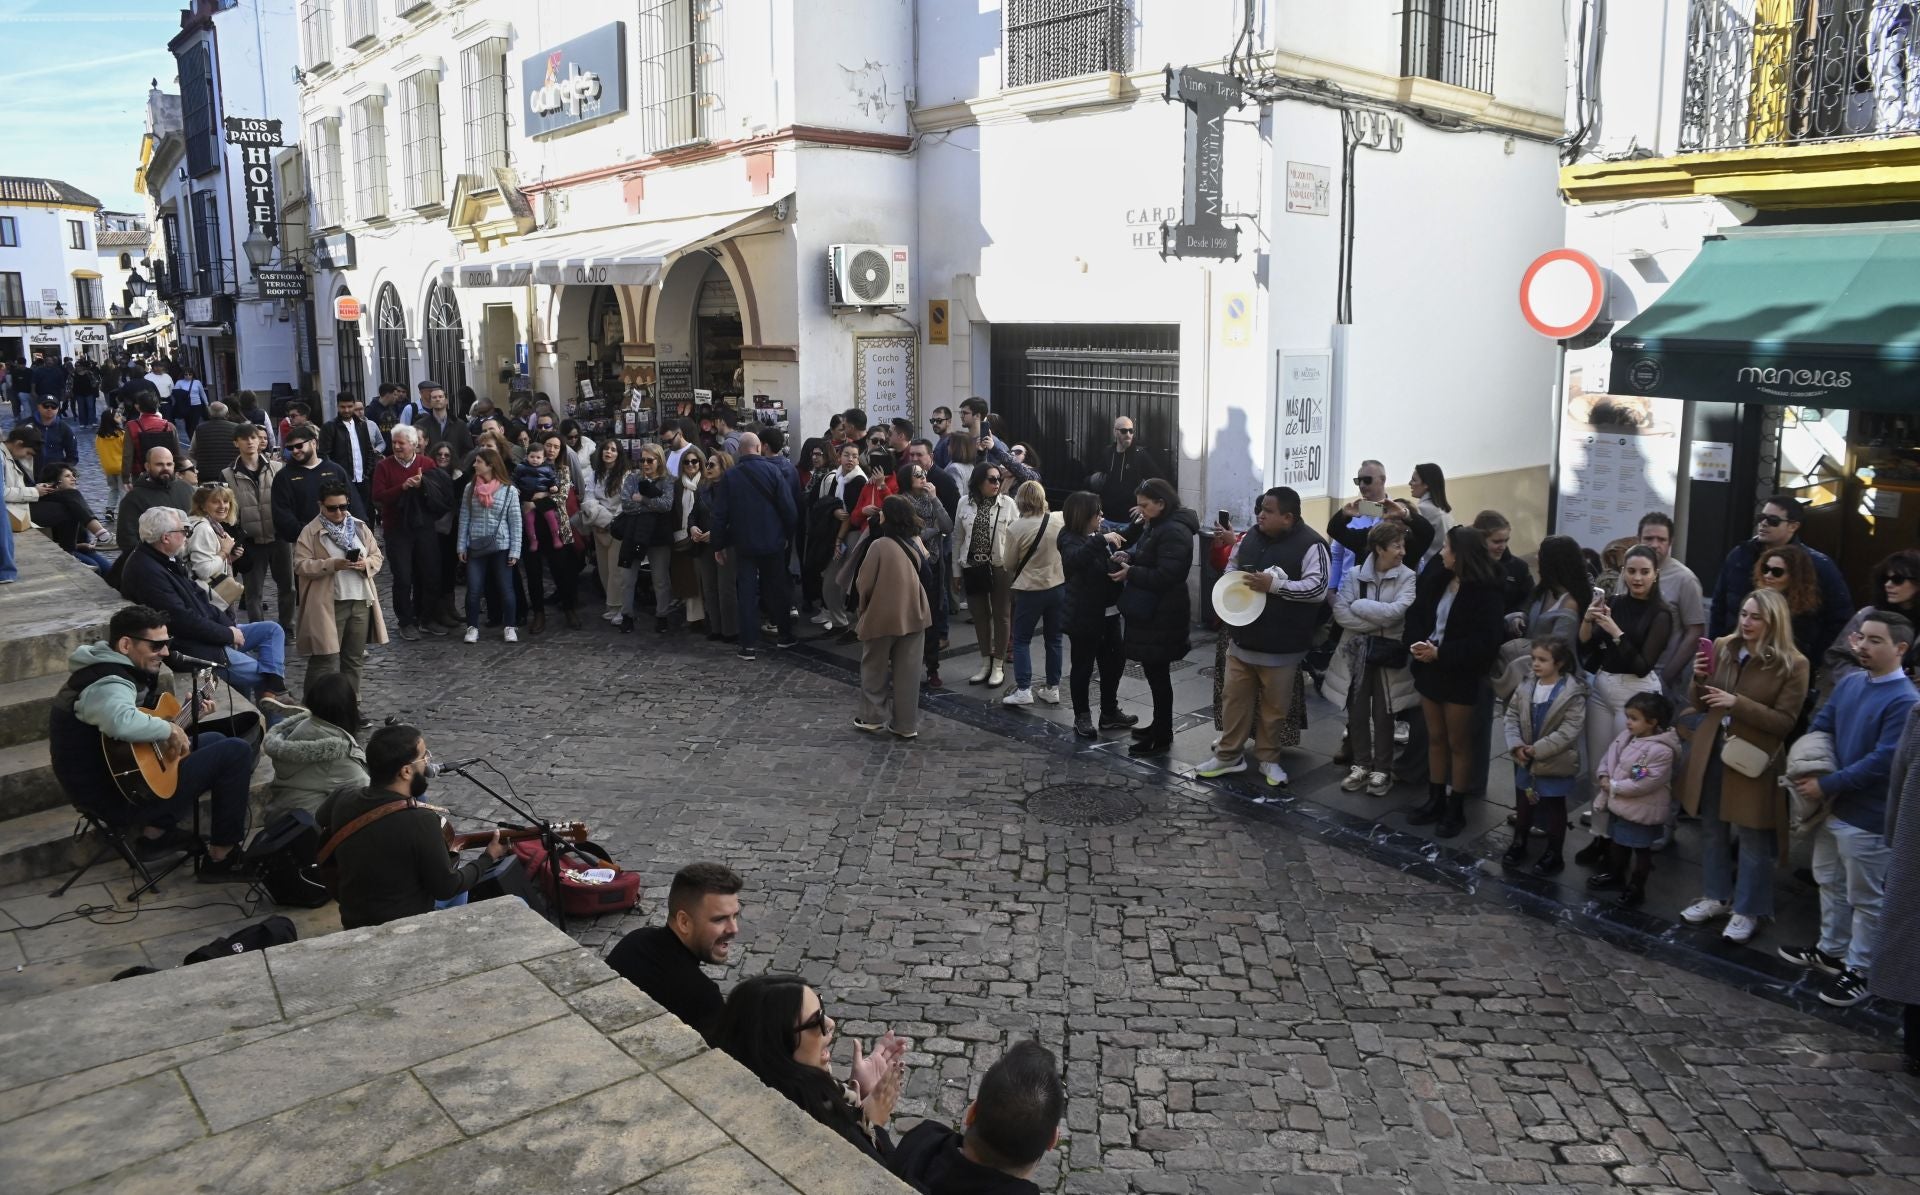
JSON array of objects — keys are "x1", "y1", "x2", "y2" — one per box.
[
  {"x1": 1887, "y1": 574, "x2": 1914, "y2": 586},
  {"x1": 1757, "y1": 514, "x2": 1787, "y2": 528},
  {"x1": 1115, "y1": 428, "x2": 1135, "y2": 435},
  {"x1": 796, "y1": 1004, "x2": 831, "y2": 1036},
  {"x1": 1762, "y1": 565, "x2": 1788, "y2": 578},
  {"x1": 930, "y1": 417, "x2": 948, "y2": 426},
  {"x1": 323, "y1": 503, "x2": 351, "y2": 513},
  {"x1": 133, "y1": 637, "x2": 173, "y2": 651},
  {"x1": 1354, "y1": 476, "x2": 1376, "y2": 486},
  {"x1": 983, "y1": 475, "x2": 1003, "y2": 484}
]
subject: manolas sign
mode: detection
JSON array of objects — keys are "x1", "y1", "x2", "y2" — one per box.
[{"x1": 523, "y1": 22, "x2": 627, "y2": 139}]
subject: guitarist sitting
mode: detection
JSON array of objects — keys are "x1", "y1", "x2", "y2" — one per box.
[
  {"x1": 47, "y1": 604, "x2": 254, "y2": 880},
  {"x1": 316, "y1": 725, "x2": 508, "y2": 929}
]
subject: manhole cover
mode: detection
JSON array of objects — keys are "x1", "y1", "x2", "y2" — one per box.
[{"x1": 1027, "y1": 784, "x2": 1145, "y2": 827}]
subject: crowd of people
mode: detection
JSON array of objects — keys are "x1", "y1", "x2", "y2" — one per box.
[{"x1": 15, "y1": 358, "x2": 1920, "y2": 1091}]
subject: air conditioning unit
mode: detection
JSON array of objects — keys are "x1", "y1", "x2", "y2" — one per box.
[{"x1": 828, "y1": 243, "x2": 910, "y2": 308}]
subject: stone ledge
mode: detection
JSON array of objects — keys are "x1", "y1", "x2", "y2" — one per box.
[{"x1": 0, "y1": 899, "x2": 914, "y2": 1195}]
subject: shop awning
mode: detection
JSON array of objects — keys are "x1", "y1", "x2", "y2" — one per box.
[
  {"x1": 1610, "y1": 221, "x2": 1920, "y2": 411},
  {"x1": 440, "y1": 199, "x2": 788, "y2": 289},
  {"x1": 109, "y1": 318, "x2": 170, "y2": 344}
]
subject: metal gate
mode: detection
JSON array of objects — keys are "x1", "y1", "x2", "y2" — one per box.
[{"x1": 988, "y1": 324, "x2": 1180, "y2": 495}]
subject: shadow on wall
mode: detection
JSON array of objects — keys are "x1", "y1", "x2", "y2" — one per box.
[{"x1": 1208, "y1": 405, "x2": 1260, "y2": 519}]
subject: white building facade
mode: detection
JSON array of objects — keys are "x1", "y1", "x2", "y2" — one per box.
[{"x1": 0, "y1": 177, "x2": 110, "y2": 366}]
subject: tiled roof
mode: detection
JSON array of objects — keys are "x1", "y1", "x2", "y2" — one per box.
[
  {"x1": 97, "y1": 230, "x2": 149, "y2": 248},
  {"x1": 0, "y1": 176, "x2": 102, "y2": 208}
]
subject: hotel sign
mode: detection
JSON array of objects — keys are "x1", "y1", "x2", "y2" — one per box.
[{"x1": 523, "y1": 23, "x2": 627, "y2": 139}]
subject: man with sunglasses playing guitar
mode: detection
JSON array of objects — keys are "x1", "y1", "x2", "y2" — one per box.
[
  {"x1": 47, "y1": 604, "x2": 255, "y2": 879},
  {"x1": 316, "y1": 725, "x2": 508, "y2": 930}
]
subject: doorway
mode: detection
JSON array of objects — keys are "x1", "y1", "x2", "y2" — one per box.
[
  {"x1": 692, "y1": 260, "x2": 742, "y2": 399},
  {"x1": 988, "y1": 323, "x2": 1181, "y2": 493}
]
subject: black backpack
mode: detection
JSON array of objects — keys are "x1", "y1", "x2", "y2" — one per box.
[
  {"x1": 245, "y1": 810, "x2": 332, "y2": 908},
  {"x1": 182, "y1": 915, "x2": 298, "y2": 965}
]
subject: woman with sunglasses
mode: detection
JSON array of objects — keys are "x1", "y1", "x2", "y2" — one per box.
[
  {"x1": 1820, "y1": 549, "x2": 1920, "y2": 702},
  {"x1": 956, "y1": 461, "x2": 1018, "y2": 686},
  {"x1": 1750, "y1": 542, "x2": 1823, "y2": 663},
  {"x1": 714, "y1": 974, "x2": 908, "y2": 1164},
  {"x1": 579, "y1": 438, "x2": 631, "y2": 623},
  {"x1": 687, "y1": 450, "x2": 740, "y2": 641},
  {"x1": 619, "y1": 443, "x2": 679, "y2": 633}
]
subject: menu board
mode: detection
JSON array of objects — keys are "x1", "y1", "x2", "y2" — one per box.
[
  {"x1": 656, "y1": 359, "x2": 695, "y2": 417},
  {"x1": 1553, "y1": 392, "x2": 1684, "y2": 550}
]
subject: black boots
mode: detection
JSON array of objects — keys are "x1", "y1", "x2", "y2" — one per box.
[
  {"x1": 1434, "y1": 792, "x2": 1466, "y2": 839},
  {"x1": 1407, "y1": 783, "x2": 1448, "y2": 826}
]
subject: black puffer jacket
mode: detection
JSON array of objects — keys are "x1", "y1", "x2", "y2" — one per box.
[
  {"x1": 1120, "y1": 507, "x2": 1200, "y2": 664},
  {"x1": 1403, "y1": 556, "x2": 1506, "y2": 705},
  {"x1": 1059, "y1": 525, "x2": 1121, "y2": 639}
]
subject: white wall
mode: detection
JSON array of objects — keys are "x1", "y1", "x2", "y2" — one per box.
[
  {"x1": 0, "y1": 199, "x2": 107, "y2": 357},
  {"x1": 1571, "y1": 0, "x2": 1690, "y2": 158}
]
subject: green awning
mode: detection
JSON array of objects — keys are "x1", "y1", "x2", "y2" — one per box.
[{"x1": 1610, "y1": 221, "x2": 1920, "y2": 410}]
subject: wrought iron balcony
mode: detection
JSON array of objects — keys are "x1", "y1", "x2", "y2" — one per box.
[{"x1": 1680, "y1": 0, "x2": 1920, "y2": 153}]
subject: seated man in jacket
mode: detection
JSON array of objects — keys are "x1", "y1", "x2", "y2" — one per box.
[
  {"x1": 316, "y1": 725, "x2": 509, "y2": 930},
  {"x1": 47, "y1": 604, "x2": 254, "y2": 880},
  {"x1": 891, "y1": 1040, "x2": 1062, "y2": 1195},
  {"x1": 120, "y1": 505, "x2": 292, "y2": 708}
]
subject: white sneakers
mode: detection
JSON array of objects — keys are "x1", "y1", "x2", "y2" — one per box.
[
  {"x1": 1195, "y1": 757, "x2": 1248, "y2": 778},
  {"x1": 1002, "y1": 688, "x2": 1035, "y2": 706},
  {"x1": 1723, "y1": 914, "x2": 1759, "y2": 943},
  {"x1": 1680, "y1": 898, "x2": 1730, "y2": 924},
  {"x1": 1261, "y1": 762, "x2": 1287, "y2": 787},
  {"x1": 504, "y1": 626, "x2": 519, "y2": 643},
  {"x1": 1035, "y1": 685, "x2": 1060, "y2": 704},
  {"x1": 1340, "y1": 765, "x2": 1370, "y2": 792},
  {"x1": 463, "y1": 626, "x2": 480, "y2": 643},
  {"x1": 602, "y1": 609, "x2": 622, "y2": 622},
  {"x1": 1365, "y1": 771, "x2": 1392, "y2": 796}
]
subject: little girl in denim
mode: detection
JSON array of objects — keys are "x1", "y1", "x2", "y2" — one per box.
[{"x1": 1502, "y1": 637, "x2": 1587, "y2": 874}]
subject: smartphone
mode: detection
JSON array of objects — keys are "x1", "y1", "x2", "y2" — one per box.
[
  {"x1": 1216, "y1": 509, "x2": 1231, "y2": 529},
  {"x1": 1697, "y1": 636, "x2": 1715, "y2": 670},
  {"x1": 345, "y1": 547, "x2": 363, "y2": 563},
  {"x1": 1591, "y1": 586, "x2": 1607, "y2": 607},
  {"x1": 1355, "y1": 500, "x2": 1385, "y2": 518}
]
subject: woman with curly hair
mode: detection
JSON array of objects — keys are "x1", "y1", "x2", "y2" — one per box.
[
  {"x1": 1751, "y1": 541, "x2": 1822, "y2": 660},
  {"x1": 1819, "y1": 548, "x2": 1920, "y2": 702}
]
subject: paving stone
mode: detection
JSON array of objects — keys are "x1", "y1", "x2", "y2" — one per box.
[
  {"x1": 413, "y1": 1013, "x2": 644, "y2": 1134},
  {"x1": 1, "y1": 1070, "x2": 203, "y2": 1195},
  {"x1": 633, "y1": 1143, "x2": 800, "y2": 1194}
]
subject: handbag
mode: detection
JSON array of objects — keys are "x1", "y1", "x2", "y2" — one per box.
[
  {"x1": 209, "y1": 574, "x2": 245, "y2": 605},
  {"x1": 1364, "y1": 635, "x2": 1410, "y2": 669},
  {"x1": 1720, "y1": 733, "x2": 1776, "y2": 779}
]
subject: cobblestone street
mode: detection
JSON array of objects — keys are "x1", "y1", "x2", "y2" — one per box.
[{"x1": 325, "y1": 614, "x2": 1920, "y2": 1195}]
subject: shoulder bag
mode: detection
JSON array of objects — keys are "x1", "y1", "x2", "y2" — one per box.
[
  {"x1": 960, "y1": 503, "x2": 1003, "y2": 593},
  {"x1": 1357, "y1": 578, "x2": 1410, "y2": 668},
  {"x1": 1720, "y1": 734, "x2": 1776, "y2": 779}
]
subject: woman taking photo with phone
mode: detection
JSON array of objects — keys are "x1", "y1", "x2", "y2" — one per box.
[
  {"x1": 1676, "y1": 587, "x2": 1808, "y2": 943},
  {"x1": 1116, "y1": 478, "x2": 1200, "y2": 757},
  {"x1": 1579, "y1": 545, "x2": 1674, "y2": 778},
  {"x1": 1402, "y1": 525, "x2": 1506, "y2": 837}
]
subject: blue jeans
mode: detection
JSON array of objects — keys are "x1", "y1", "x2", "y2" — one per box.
[
  {"x1": 1813, "y1": 818, "x2": 1892, "y2": 973},
  {"x1": 734, "y1": 551, "x2": 793, "y2": 650},
  {"x1": 1010, "y1": 585, "x2": 1065, "y2": 690},
  {"x1": 219, "y1": 621, "x2": 288, "y2": 697},
  {"x1": 466, "y1": 550, "x2": 517, "y2": 628},
  {"x1": 1697, "y1": 745, "x2": 1777, "y2": 918},
  {"x1": 0, "y1": 513, "x2": 15, "y2": 582},
  {"x1": 166, "y1": 731, "x2": 253, "y2": 846},
  {"x1": 70, "y1": 548, "x2": 111, "y2": 575}
]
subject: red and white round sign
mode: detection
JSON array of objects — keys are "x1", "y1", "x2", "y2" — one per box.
[{"x1": 1518, "y1": 249, "x2": 1605, "y2": 340}]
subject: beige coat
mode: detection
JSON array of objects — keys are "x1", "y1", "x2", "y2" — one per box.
[
  {"x1": 1677, "y1": 637, "x2": 1809, "y2": 849},
  {"x1": 292, "y1": 515, "x2": 389, "y2": 656},
  {"x1": 855, "y1": 534, "x2": 932, "y2": 640}
]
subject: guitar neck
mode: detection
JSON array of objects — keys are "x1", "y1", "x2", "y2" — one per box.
[{"x1": 446, "y1": 822, "x2": 587, "y2": 852}]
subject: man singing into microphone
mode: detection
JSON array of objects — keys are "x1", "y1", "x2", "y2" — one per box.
[{"x1": 315, "y1": 725, "x2": 508, "y2": 929}]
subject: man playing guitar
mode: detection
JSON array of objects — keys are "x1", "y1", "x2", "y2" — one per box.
[
  {"x1": 47, "y1": 605, "x2": 256, "y2": 879},
  {"x1": 315, "y1": 725, "x2": 508, "y2": 929}
]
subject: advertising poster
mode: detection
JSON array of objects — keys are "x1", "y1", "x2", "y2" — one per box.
[
  {"x1": 1273, "y1": 351, "x2": 1332, "y2": 499},
  {"x1": 1553, "y1": 390, "x2": 1685, "y2": 550}
]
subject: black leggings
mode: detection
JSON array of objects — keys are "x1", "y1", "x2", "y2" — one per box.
[
  {"x1": 1513, "y1": 795, "x2": 1568, "y2": 853},
  {"x1": 1140, "y1": 659, "x2": 1173, "y2": 735},
  {"x1": 1069, "y1": 615, "x2": 1125, "y2": 717}
]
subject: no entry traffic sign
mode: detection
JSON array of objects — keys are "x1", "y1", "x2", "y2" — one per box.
[{"x1": 1519, "y1": 248, "x2": 1605, "y2": 340}]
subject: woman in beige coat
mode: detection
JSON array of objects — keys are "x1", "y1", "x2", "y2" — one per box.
[
  {"x1": 854, "y1": 495, "x2": 933, "y2": 740},
  {"x1": 292, "y1": 478, "x2": 388, "y2": 696},
  {"x1": 1676, "y1": 587, "x2": 1808, "y2": 944}
]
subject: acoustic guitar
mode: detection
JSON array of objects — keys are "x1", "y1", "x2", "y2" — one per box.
[
  {"x1": 442, "y1": 821, "x2": 591, "y2": 852},
  {"x1": 102, "y1": 678, "x2": 215, "y2": 805}
]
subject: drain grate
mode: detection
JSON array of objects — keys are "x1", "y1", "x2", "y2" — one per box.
[{"x1": 1027, "y1": 784, "x2": 1146, "y2": 827}]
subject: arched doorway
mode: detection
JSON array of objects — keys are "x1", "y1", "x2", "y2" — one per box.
[
  {"x1": 374, "y1": 283, "x2": 409, "y2": 393},
  {"x1": 587, "y1": 285, "x2": 625, "y2": 402},
  {"x1": 692, "y1": 258, "x2": 742, "y2": 398},
  {"x1": 334, "y1": 285, "x2": 363, "y2": 404},
  {"x1": 423, "y1": 281, "x2": 466, "y2": 398}
]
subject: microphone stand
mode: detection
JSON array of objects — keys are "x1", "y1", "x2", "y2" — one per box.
[
  {"x1": 441, "y1": 762, "x2": 571, "y2": 933},
  {"x1": 182, "y1": 661, "x2": 212, "y2": 878}
]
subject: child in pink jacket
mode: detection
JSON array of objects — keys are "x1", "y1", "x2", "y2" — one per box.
[{"x1": 1588, "y1": 691, "x2": 1682, "y2": 908}]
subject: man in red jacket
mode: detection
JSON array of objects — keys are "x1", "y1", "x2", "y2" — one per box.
[{"x1": 370, "y1": 423, "x2": 449, "y2": 640}]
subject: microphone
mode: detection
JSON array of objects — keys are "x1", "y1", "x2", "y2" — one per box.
[
  {"x1": 426, "y1": 756, "x2": 486, "y2": 777},
  {"x1": 168, "y1": 652, "x2": 226, "y2": 671}
]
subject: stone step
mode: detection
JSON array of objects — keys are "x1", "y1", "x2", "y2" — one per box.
[
  {"x1": 0, "y1": 673, "x2": 62, "y2": 749},
  {"x1": 0, "y1": 533, "x2": 120, "y2": 682},
  {"x1": 0, "y1": 740, "x2": 60, "y2": 821},
  {"x1": 0, "y1": 752, "x2": 276, "y2": 890}
]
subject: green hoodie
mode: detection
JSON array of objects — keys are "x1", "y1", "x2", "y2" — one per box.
[
  {"x1": 263, "y1": 711, "x2": 369, "y2": 817},
  {"x1": 67, "y1": 643, "x2": 172, "y2": 744}
]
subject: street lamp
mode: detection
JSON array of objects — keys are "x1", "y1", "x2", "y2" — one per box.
[
  {"x1": 127, "y1": 270, "x2": 149, "y2": 298},
  {"x1": 241, "y1": 227, "x2": 274, "y2": 271}
]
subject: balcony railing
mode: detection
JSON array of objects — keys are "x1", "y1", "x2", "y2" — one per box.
[{"x1": 1680, "y1": 0, "x2": 1920, "y2": 152}]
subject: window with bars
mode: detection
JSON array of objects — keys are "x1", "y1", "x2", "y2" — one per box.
[
  {"x1": 637, "y1": 0, "x2": 708, "y2": 152},
  {"x1": 1004, "y1": 0, "x2": 1128, "y2": 89},
  {"x1": 423, "y1": 281, "x2": 466, "y2": 395},
  {"x1": 161, "y1": 212, "x2": 186, "y2": 294},
  {"x1": 401, "y1": 71, "x2": 445, "y2": 208},
  {"x1": 75, "y1": 278, "x2": 104, "y2": 320},
  {"x1": 351, "y1": 97, "x2": 390, "y2": 220},
  {"x1": 311, "y1": 117, "x2": 345, "y2": 228},
  {"x1": 374, "y1": 283, "x2": 410, "y2": 391},
  {"x1": 344, "y1": 0, "x2": 378, "y2": 47},
  {"x1": 190, "y1": 190, "x2": 225, "y2": 296},
  {"x1": 0, "y1": 274, "x2": 23, "y2": 319},
  {"x1": 1399, "y1": 0, "x2": 1497, "y2": 94},
  {"x1": 335, "y1": 289, "x2": 365, "y2": 402},
  {"x1": 301, "y1": 0, "x2": 334, "y2": 70},
  {"x1": 460, "y1": 37, "x2": 509, "y2": 179},
  {"x1": 181, "y1": 43, "x2": 220, "y2": 176}
]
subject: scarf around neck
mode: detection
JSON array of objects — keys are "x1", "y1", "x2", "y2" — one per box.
[
  {"x1": 473, "y1": 477, "x2": 503, "y2": 508},
  {"x1": 318, "y1": 510, "x2": 361, "y2": 554}
]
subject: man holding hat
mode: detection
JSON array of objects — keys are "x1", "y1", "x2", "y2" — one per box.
[
  {"x1": 1198, "y1": 486, "x2": 1329, "y2": 788},
  {"x1": 271, "y1": 424, "x2": 361, "y2": 544}
]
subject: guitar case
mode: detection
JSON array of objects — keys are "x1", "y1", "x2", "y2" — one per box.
[{"x1": 511, "y1": 837, "x2": 641, "y2": 918}]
